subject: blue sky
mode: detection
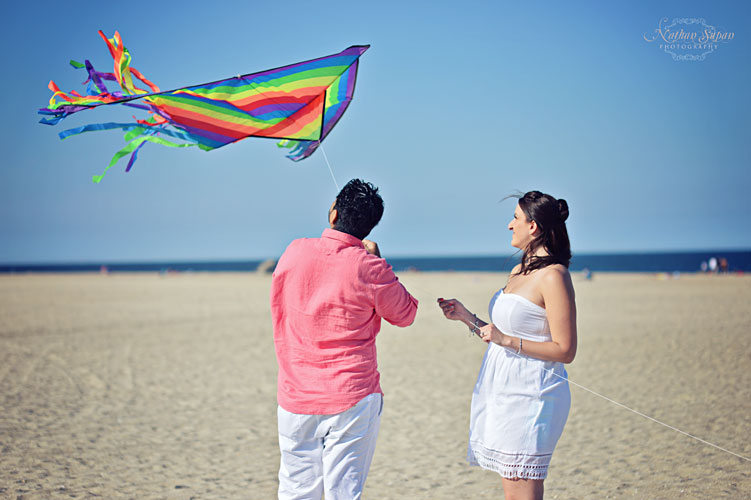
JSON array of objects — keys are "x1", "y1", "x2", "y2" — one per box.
[{"x1": 1, "y1": 1, "x2": 749, "y2": 263}]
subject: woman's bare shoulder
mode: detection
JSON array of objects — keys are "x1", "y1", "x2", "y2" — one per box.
[
  {"x1": 540, "y1": 264, "x2": 573, "y2": 289},
  {"x1": 543, "y1": 263, "x2": 570, "y2": 276}
]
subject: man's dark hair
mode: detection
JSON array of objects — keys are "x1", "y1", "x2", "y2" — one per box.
[{"x1": 333, "y1": 179, "x2": 384, "y2": 240}]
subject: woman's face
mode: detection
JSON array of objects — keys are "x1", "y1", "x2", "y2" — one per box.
[{"x1": 508, "y1": 204, "x2": 535, "y2": 249}]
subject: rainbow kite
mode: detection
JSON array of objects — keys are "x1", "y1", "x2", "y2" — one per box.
[{"x1": 39, "y1": 31, "x2": 369, "y2": 183}]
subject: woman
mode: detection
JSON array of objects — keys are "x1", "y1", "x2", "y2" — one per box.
[{"x1": 438, "y1": 191, "x2": 576, "y2": 500}]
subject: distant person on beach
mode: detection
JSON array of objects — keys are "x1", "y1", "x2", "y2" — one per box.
[
  {"x1": 438, "y1": 191, "x2": 576, "y2": 500},
  {"x1": 709, "y1": 257, "x2": 718, "y2": 274},
  {"x1": 719, "y1": 257, "x2": 729, "y2": 274},
  {"x1": 271, "y1": 179, "x2": 418, "y2": 500}
]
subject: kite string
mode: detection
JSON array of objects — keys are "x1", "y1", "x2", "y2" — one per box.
[
  {"x1": 402, "y1": 279, "x2": 751, "y2": 464},
  {"x1": 319, "y1": 143, "x2": 340, "y2": 191},
  {"x1": 503, "y1": 348, "x2": 751, "y2": 463}
]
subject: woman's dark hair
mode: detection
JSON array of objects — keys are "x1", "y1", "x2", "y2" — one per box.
[
  {"x1": 333, "y1": 179, "x2": 384, "y2": 240},
  {"x1": 516, "y1": 190, "x2": 571, "y2": 274}
]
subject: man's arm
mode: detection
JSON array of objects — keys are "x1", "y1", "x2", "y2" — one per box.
[{"x1": 370, "y1": 258, "x2": 418, "y2": 327}]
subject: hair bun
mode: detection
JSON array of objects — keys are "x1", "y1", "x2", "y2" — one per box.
[{"x1": 557, "y1": 199, "x2": 569, "y2": 222}]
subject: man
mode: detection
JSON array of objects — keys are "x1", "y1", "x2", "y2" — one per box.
[{"x1": 270, "y1": 179, "x2": 418, "y2": 499}]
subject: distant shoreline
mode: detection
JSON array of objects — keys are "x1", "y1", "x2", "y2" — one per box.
[{"x1": 1, "y1": 249, "x2": 749, "y2": 274}]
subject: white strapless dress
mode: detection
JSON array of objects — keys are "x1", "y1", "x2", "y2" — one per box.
[{"x1": 467, "y1": 290, "x2": 571, "y2": 479}]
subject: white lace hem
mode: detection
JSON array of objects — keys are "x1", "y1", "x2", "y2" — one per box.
[{"x1": 467, "y1": 442, "x2": 550, "y2": 480}]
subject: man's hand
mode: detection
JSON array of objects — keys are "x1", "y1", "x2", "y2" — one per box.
[{"x1": 362, "y1": 239, "x2": 381, "y2": 257}]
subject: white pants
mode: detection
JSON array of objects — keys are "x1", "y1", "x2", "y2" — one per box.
[{"x1": 277, "y1": 393, "x2": 383, "y2": 500}]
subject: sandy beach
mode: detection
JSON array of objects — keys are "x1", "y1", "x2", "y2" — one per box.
[{"x1": 1, "y1": 271, "x2": 749, "y2": 499}]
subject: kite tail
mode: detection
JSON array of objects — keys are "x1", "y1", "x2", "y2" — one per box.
[
  {"x1": 97, "y1": 30, "x2": 159, "y2": 96},
  {"x1": 57, "y1": 117, "x2": 211, "y2": 183},
  {"x1": 277, "y1": 139, "x2": 320, "y2": 161},
  {"x1": 37, "y1": 31, "x2": 202, "y2": 181},
  {"x1": 40, "y1": 31, "x2": 159, "y2": 123},
  {"x1": 91, "y1": 134, "x2": 204, "y2": 184}
]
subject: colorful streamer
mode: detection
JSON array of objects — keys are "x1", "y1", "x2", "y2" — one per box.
[{"x1": 39, "y1": 31, "x2": 368, "y2": 182}]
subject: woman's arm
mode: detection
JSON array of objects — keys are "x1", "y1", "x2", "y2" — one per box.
[
  {"x1": 437, "y1": 298, "x2": 488, "y2": 337},
  {"x1": 480, "y1": 266, "x2": 577, "y2": 363}
]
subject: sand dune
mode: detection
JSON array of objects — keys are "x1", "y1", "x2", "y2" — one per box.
[{"x1": 1, "y1": 272, "x2": 749, "y2": 499}]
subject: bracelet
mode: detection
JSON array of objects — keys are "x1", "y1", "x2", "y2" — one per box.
[
  {"x1": 517, "y1": 338, "x2": 523, "y2": 354},
  {"x1": 469, "y1": 315, "x2": 481, "y2": 337}
]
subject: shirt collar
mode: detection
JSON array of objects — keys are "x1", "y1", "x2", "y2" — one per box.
[{"x1": 322, "y1": 228, "x2": 364, "y2": 248}]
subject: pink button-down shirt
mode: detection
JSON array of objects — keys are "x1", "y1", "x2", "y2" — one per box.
[{"x1": 271, "y1": 228, "x2": 418, "y2": 415}]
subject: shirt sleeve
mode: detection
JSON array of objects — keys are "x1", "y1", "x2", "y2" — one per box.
[{"x1": 370, "y1": 259, "x2": 418, "y2": 327}]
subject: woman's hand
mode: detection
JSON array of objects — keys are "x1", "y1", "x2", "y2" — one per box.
[
  {"x1": 437, "y1": 298, "x2": 471, "y2": 322},
  {"x1": 479, "y1": 323, "x2": 508, "y2": 346}
]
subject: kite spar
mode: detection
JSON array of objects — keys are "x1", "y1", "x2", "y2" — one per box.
[{"x1": 39, "y1": 31, "x2": 369, "y2": 183}]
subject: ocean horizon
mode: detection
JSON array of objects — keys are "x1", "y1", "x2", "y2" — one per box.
[{"x1": 1, "y1": 250, "x2": 749, "y2": 274}]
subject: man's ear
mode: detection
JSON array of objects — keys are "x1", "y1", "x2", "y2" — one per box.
[{"x1": 329, "y1": 207, "x2": 338, "y2": 227}]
